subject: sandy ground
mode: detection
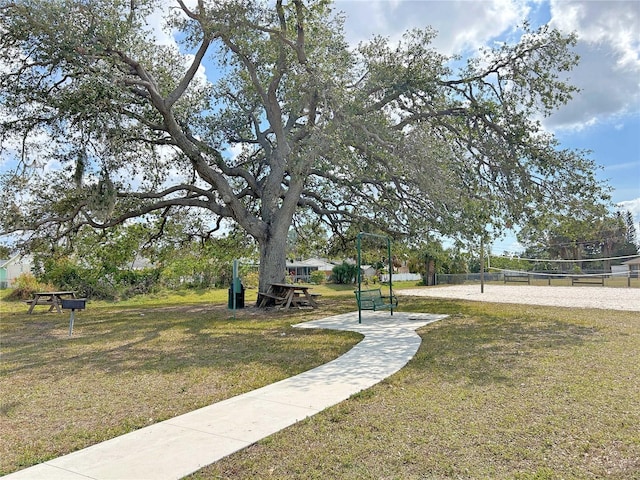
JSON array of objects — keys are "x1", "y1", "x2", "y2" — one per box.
[{"x1": 395, "y1": 284, "x2": 640, "y2": 312}]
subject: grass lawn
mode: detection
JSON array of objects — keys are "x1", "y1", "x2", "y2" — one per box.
[
  {"x1": 2, "y1": 285, "x2": 639, "y2": 478},
  {"x1": 0, "y1": 285, "x2": 359, "y2": 475}
]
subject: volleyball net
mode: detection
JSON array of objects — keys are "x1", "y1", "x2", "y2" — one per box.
[{"x1": 487, "y1": 254, "x2": 639, "y2": 285}]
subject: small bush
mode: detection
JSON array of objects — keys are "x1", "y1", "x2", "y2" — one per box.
[
  {"x1": 331, "y1": 262, "x2": 358, "y2": 284},
  {"x1": 6, "y1": 273, "x2": 55, "y2": 300},
  {"x1": 310, "y1": 270, "x2": 326, "y2": 284},
  {"x1": 242, "y1": 270, "x2": 259, "y2": 289},
  {"x1": 115, "y1": 269, "x2": 161, "y2": 298}
]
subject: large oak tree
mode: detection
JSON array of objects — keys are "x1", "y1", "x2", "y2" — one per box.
[{"x1": 0, "y1": 0, "x2": 609, "y2": 299}]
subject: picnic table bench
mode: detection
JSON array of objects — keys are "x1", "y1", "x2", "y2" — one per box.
[
  {"x1": 503, "y1": 273, "x2": 531, "y2": 284},
  {"x1": 258, "y1": 283, "x2": 318, "y2": 309},
  {"x1": 26, "y1": 291, "x2": 76, "y2": 314},
  {"x1": 354, "y1": 288, "x2": 398, "y2": 312},
  {"x1": 571, "y1": 275, "x2": 605, "y2": 286}
]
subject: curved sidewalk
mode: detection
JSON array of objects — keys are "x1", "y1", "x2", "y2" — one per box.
[{"x1": 3, "y1": 311, "x2": 447, "y2": 480}]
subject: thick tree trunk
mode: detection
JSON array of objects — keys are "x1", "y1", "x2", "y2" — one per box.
[
  {"x1": 256, "y1": 233, "x2": 289, "y2": 307},
  {"x1": 254, "y1": 170, "x2": 305, "y2": 306}
]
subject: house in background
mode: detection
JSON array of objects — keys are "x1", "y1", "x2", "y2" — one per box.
[
  {"x1": 360, "y1": 265, "x2": 377, "y2": 279},
  {"x1": 622, "y1": 256, "x2": 640, "y2": 278},
  {"x1": 286, "y1": 258, "x2": 336, "y2": 282},
  {"x1": 0, "y1": 254, "x2": 34, "y2": 289}
]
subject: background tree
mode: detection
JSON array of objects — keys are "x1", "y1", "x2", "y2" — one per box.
[
  {"x1": 157, "y1": 226, "x2": 257, "y2": 288},
  {"x1": 25, "y1": 213, "x2": 256, "y2": 297},
  {"x1": 623, "y1": 210, "x2": 638, "y2": 248},
  {"x1": 610, "y1": 210, "x2": 639, "y2": 262},
  {"x1": 519, "y1": 208, "x2": 638, "y2": 272},
  {"x1": 0, "y1": 245, "x2": 11, "y2": 259},
  {"x1": 484, "y1": 253, "x2": 531, "y2": 274},
  {"x1": 286, "y1": 215, "x2": 329, "y2": 260},
  {"x1": 0, "y1": 0, "x2": 610, "y2": 302},
  {"x1": 330, "y1": 261, "x2": 358, "y2": 285},
  {"x1": 33, "y1": 224, "x2": 161, "y2": 299}
]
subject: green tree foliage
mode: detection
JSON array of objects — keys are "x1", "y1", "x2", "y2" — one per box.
[
  {"x1": 158, "y1": 230, "x2": 257, "y2": 288},
  {"x1": 286, "y1": 215, "x2": 329, "y2": 261},
  {"x1": 0, "y1": 0, "x2": 610, "y2": 301},
  {"x1": 6, "y1": 273, "x2": 54, "y2": 300},
  {"x1": 25, "y1": 223, "x2": 158, "y2": 298},
  {"x1": 309, "y1": 269, "x2": 326, "y2": 284},
  {"x1": 0, "y1": 245, "x2": 11, "y2": 258},
  {"x1": 519, "y1": 209, "x2": 638, "y2": 271},
  {"x1": 623, "y1": 211, "x2": 638, "y2": 248},
  {"x1": 331, "y1": 261, "x2": 358, "y2": 284},
  {"x1": 405, "y1": 239, "x2": 473, "y2": 279},
  {"x1": 486, "y1": 254, "x2": 531, "y2": 273},
  {"x1": 26, "y1": 216, "x2": 256, "y2": 297}
]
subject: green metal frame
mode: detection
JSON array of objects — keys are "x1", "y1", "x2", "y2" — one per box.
[{"x1": 356, "y1": 232, "x2": 393, "y2": 324}]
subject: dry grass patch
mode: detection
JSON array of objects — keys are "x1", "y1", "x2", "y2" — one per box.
[
  {"x1": 0, "y1": 293, "x2": 359, "y2": 475},
  {"x1": 191, "y1": 298, "x2": 640, "y2": 480}
]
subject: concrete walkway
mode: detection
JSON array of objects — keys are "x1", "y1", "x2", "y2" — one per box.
[{"x1": 3, "y1": 311, "x2": 447, "y2": 480}]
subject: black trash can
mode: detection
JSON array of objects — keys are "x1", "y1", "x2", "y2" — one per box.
[{"x1": 228, "y1": 283, "x2": 245, "y2": 309}]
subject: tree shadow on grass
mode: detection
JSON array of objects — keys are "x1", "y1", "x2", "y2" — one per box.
[
  {"x1": 0, "y1": 304, "x2": 359, "y2": 381},
  {"x1": 409, "y1": 312, "x2": 601, "y2": 387},
  {"x1": 0, "y1": 301, "x2": 366, "y2": 475}
]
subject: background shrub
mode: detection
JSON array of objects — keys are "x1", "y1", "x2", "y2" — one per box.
[
  {"x1": 310, "y1": 270, "x2": 326, "y2": 284},
  {"x1": 241, "y1": 270, "x2": 259, "y2": 289},
  {"x1": 331, "y1": 262, "x2": 358, "y2": 284},
  {"x1": 6, "y1": 273, "x2": 54, "y2": 300}
]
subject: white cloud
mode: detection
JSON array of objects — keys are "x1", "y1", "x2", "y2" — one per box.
[
  {"x1": 227, "y1": 143, "x2": 244, "y2": 161},
  {"x1": 335, "y1": 0, "x2": 530, "y2": 54},
  {"x1": 617, "y1": 197, "x2": 640, "y2": 226},
  {"x1": 144, "y1": 4, "x2": 174, "y2": 46},
  {"x1": 550, "y1": 0, "x2": 639, "y2": 70},
  {"x1": 606, "y1": 160, "x2": 640, "y2": 172},
  {"x1": 546, "y1": 0, "x2": 640, "y2": 131},
  {"x1": 336, "y1": 1, "x2": 639, "y2": 133},
  {"x1": 143, "y1": 1, "x2": 208, "y2": 85},
  {"x1": 145, "y1": 0, "x2": 200, "y2": 46}
]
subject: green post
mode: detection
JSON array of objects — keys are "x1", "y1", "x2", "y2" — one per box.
[{"x1": 480, "y1": 236, "x2": 485, "y2": 294}]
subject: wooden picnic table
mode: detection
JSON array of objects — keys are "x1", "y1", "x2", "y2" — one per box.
[
  {"x1": 258, "y1": 283, "x2": 318, "y2": 309},
  {"x1": 26, "y1": 291, "x2": 76, "y2": 314}
]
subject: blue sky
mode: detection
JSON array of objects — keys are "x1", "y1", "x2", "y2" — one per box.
[{"x1": 334, "y1": 0, "x2": 640, "y2": 252}]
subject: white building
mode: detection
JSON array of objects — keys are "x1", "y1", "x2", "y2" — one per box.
[
  {"x1": 0, "y1": 254, "x2": 33, "y2": 288},
  {"x1": 286, "y1": 258, "x2": 336, "y2": 282},
  {"x1": 622, "y1": 256, "x2": 640, "y2": 278}
]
